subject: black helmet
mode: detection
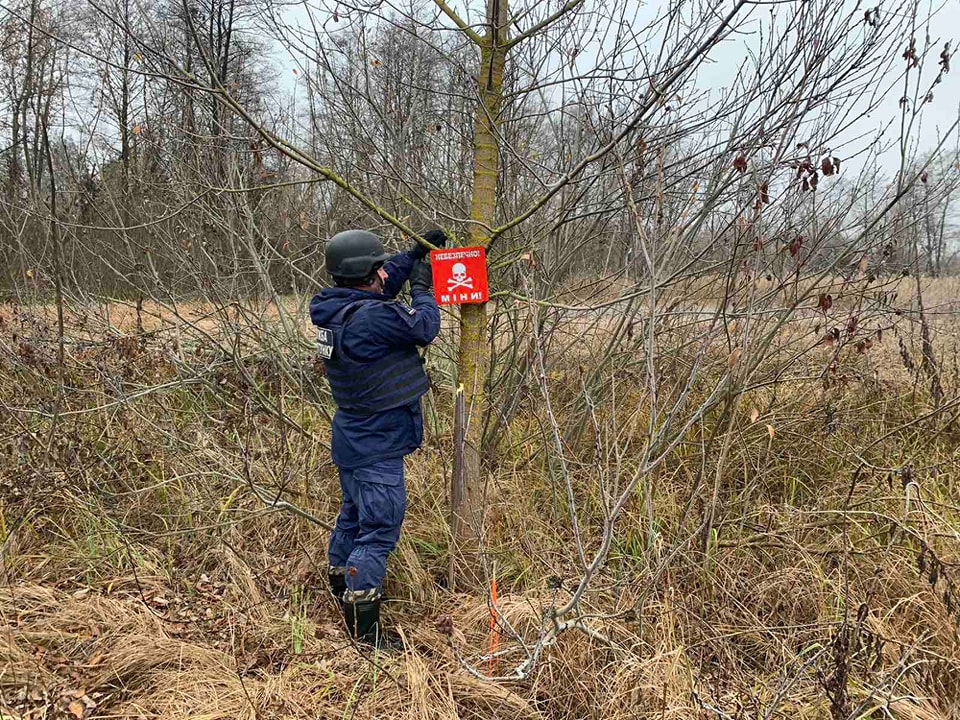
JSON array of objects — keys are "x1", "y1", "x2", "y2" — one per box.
[{"x1": 324, "y1": 229, "x2": 391, "y2": 279}]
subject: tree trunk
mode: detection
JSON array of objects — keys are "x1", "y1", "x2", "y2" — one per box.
[
  {"x1": 450, "y1": 0, "x2": 507, "y2": 589},
  {"x1": 21, "y1": 0, "x2": 39, "y2": 196},
  {"x1": 120, "y1": 0, "x2": 131, "y2": 196}
]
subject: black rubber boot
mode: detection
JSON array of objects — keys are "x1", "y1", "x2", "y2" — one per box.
[
  {"x1": 328, "y1": 568, "x2": 347, "y2": 607},
  {"x1": 342, "y1": 594, "x2": 403, "y2": 651}
]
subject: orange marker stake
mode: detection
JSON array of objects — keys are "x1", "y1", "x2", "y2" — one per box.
[{"x1": 488, "y1": 575, "x2": 500, "y2": 676}]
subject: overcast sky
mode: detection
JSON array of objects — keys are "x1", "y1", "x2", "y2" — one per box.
[
  {"x1": 278, "y1": 0, "x2": 960, "y2": 183},
  {"x1": 699, "y1": 0, "x2": 960, "y2": 180}
]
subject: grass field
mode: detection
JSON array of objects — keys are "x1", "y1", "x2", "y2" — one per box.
[{"x1": 2, "y1": 276, "x2": 960, "y2": 719}]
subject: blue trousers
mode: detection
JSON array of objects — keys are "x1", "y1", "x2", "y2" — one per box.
[{"x1": 328, "y1": 458, "x2": 407, "y2": 593}]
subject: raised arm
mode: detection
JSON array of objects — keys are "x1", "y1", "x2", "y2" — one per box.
[
  {"x1": 367, "y1": 292, "x2": 441, "y2": 348},
  {"x1": 382, "y1": 230, "x2": 450, "y2": 298},
  {"x1": 381, "y1": 250, "x2": 417, "y2": 298}
]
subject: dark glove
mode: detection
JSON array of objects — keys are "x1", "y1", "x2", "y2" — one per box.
[
  {"x1": 410, "y1": 229, "x2": 448, "y2": 260},
  {"x1": 409, "y1": 259, "x2": 433, "y2": 294}
]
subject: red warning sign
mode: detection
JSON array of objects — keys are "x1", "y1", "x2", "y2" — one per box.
[{"x1": 430, "y1": 247, "x2": 489, "y2": 305}]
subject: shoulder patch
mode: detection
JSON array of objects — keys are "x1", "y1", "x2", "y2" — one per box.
[{"x1": 384, "y1": 300, "x2": 419, "y2": 327}]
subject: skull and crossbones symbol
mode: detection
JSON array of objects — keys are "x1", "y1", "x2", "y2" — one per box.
[{"x1": 447, "y1": 262, "x2": 473, "y2": 291}]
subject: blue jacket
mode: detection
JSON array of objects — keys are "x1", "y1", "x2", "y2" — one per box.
[{"x1": 309, "y1": 251, "x2": 441, "y2": 469}]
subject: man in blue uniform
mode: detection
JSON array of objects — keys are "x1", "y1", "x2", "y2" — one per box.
[{"x1": 309, "y1": 228, "x2": 445, "y2": 649}]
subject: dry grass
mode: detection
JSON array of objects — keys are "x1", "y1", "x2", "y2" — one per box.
[{"x1": 3, "y1": 277, "x2": 960, "y2": 719}]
